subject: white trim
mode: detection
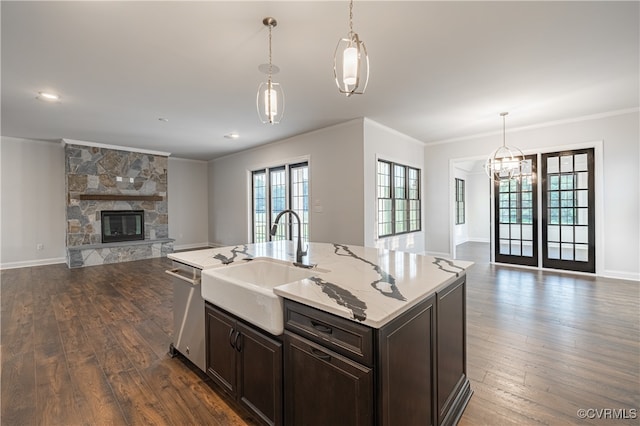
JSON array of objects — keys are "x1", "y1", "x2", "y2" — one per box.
[
  {"x1": 1, "y1": 257, "x2": 66, "y2": 270},
  {"x1": 61, "y1": 138, "x2": 171, "y2": 157}
]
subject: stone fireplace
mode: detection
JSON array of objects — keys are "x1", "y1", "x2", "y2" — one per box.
[{"x1": 64, "y1": 140, "x2": 173, "y2": 268}]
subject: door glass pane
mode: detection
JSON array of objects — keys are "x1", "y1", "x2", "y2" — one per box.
[
  {"x1": 577, "y1": 208, "x2": 589, "y2": 225},
  {"x1": 510, "y1": 224, "x2": 521, "y2": 239},
  {"x1": 575, "y1": 226, "x2": 588, "y2": 244},
  {"x1": 560, "y1": 155, "x2": 573, "y2": 173},
  {"x1": 547, "y1": 156, "x2": 559, "y2": 173},
  {"x1": 548, "y1": 225, "x2": 560, "y2": 241},
  {"x1": 510, "y1": 241, "x2": 521, "y2": 256},
  {"x1": 500, "y1": 224, "x2": 510, "y2": 238},
  {"x1": 500, "y1": 240, "x2": 510, "y2": 255},
  {"x1": 548, "y1": 242, "x2": 560, "y2": 259},
  {"x1": 561, "y1": 225, "x2": 574, "y2": 243},
  {"x1": 522, "y1": 241, "x2": 533, "y2": 257},
  {"x1": 575, "y1": 190, "x2": 588, "y2": 207},
  {"x1": 576, "y1": 172, "x2": 589, "y2": 189},
  {"x1": 522, "y1": 225, "x2": 533, "y2": 240},
  {"x1": 575, "y1": 154, "x2": 588, "y2": 171},
  {"x1": 561, "y1": 243, "x2": 574, "y2": 260},
  {"x1": 575, "y1": 244, "x2": 589, "y2": 261}
]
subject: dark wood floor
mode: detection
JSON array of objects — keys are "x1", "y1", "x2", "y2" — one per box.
[{"x1": 1, "y1": 244, "x2": 638, "y2": 425}]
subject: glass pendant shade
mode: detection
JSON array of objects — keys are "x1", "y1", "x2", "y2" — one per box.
[
  {"x1": 257, "y1": 17, "x2": 284, "y2": 124},
  {"x1": 257, "y1": 81, "x2": 284, "y2": 124},
  {"x1": 334, "y1": 32, "x2": 369, "y2": 96},
  {"x1": 485, "y1": 112, "x2": 525, "y2": 181}
]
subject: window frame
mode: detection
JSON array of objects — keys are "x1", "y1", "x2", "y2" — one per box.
[
  {"x1": 377, "y1": 159, "x2": 421, "y2": 238},
  {"x1": 251, "y1": 161, "x2": 309, "y2": 244},
  {"x1": 455, "y1": 178, "x2": 465, "y2": 225}
]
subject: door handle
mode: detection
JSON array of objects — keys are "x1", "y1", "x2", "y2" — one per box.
[{"x1": 310, "y1": 347, "x2": 331, "y2": 361}]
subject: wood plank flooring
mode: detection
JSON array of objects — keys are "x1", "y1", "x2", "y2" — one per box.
[{"x1": 1, "y1": 245, "x2": 638, "y2": 425}]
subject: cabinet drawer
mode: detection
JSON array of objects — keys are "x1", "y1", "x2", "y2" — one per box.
[{"x1": 284, "y1": 300, "x2": 373, "y2": 367}]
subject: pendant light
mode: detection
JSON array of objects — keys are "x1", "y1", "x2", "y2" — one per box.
[
  {"x1": 257, "y1": 17, "x2": 284, "y2": 124},
  {"x1": 334, "y1": 0, "x2": 369, "y2": 96},
  {"x1": 484, "y1": 112, "x2": 525, "y2": 181}
]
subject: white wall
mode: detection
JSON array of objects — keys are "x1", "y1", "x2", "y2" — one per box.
[
  {"x1": 0, "y1": 136, "x2": 211, "y2": 268},
  {"x1": 168, "y1": 157, "x2": 209, "y2": 250},
  {"x1": 209, "y1": 120, "x2": 364, "y2": 246},
  {"x1": 0, "y1": 137, "x2": 66, "y2": 267},
  {"x1": 363, "y1": 119, "x2": 426, "y2": 253},
  {"x1": 424, "y1": 110, "x2": 640, "y2": 280},
  {"x1": 466, "y1": 171, "x2": 490, "y2": 243}
]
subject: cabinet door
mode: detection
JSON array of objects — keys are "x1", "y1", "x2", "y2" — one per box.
[
  {"x1": 236, "y1": 322, "x2": 283, "y2": 426},
  {"x1": 205, "y1": 305, "x2": 237, "y2": 397},
  {"x1": 284, "y1": 332, "x2": 373, "y2": 426},
  {"x1": 436, "y1": 276, "x2": 470, "y2": 426},
  {"x1": 378, "y1": 295, "x2": 435, "y2": 426}
]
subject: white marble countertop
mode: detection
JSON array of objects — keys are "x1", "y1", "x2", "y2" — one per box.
[{"x1": 168, "y1": 241, "x2": 473, "y2": 329}]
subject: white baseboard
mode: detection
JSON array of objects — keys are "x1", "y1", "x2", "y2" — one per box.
[
  {"x1": 1, "y1": 257, "x2": 66, "y2": 270},
  {"x1": 173, "y1": 242, "x2": 212, "y2": 251},
  {"x1": 600, "y1": 269, "x2": 640, "y2": 282},
  {"x1": 423, "y1": 251, "x2": 452, "y2": 258},
  {"x1": 467, "y1": 237, "x2": 490, "y2": 243}
]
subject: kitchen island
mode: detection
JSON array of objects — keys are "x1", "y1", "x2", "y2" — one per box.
[{"x1": 169, "y1": 241, "x2": 473, "y2": 426}]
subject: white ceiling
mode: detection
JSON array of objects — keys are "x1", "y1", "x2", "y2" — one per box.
[{"x1": 2, "y1": 1, "x2": 638, "y2": 161}]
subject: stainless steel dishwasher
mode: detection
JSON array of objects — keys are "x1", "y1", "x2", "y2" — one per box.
[{"x1": 166, "y1": 261, "x2": 205, "y2": 372}]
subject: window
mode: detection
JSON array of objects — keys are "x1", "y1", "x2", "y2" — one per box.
[
  {"x1": 455, "y1": 178, "x2": 465, "y2": 225},
  {"x1": 377, "y1": 159, "x2": 421, "y2": 237},
  {"x1": 252, "y1": 162, "x2": 309, "y2": 243}
]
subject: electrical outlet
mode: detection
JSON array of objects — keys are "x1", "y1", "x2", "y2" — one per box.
[{"x1": 36, "y1": 243, "x2": 44, "y2": 251}]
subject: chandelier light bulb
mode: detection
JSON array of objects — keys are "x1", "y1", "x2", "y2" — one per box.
[{"x1": 264, "y1": 85, "x2": 278, "y2": 118}]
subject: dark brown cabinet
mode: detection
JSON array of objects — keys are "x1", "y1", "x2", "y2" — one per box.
[
  {"x1": 205, "y1": 303, "x2": 282, "y2": 426},
  {"x1": 283, "y1": 275, "x2": 471, "y2": 426}
]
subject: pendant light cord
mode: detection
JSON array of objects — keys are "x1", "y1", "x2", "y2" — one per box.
[{"x1": 349, "y1": 0, "x2": 354, "y2": 36}]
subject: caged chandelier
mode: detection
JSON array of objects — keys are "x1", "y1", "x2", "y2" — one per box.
[
  {"x1": 257, "y1": 17, "x2": 285, "y2": 124},
  {"x1": 484, "y1": 112, "x2": 525, "y2": 181},
  {"x1": 334, "y1": 0, "x2": 369, "y2": 96}
]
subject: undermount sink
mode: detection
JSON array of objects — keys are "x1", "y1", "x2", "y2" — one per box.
[{"x1": 201, "y1": 258, "x2": 319, "y2": 335}]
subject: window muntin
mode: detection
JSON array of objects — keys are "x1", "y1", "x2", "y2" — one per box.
[
  {"x1": 252, "y1": 162, "x2": 309, "y2": 244},
  {"x1": 377, "y1": 159, "x2": 421, "y2": 237}
]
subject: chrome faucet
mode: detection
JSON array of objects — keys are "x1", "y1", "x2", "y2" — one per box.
[{"x1": 270, "y1": 209, "x2": 310, "y2": 267}]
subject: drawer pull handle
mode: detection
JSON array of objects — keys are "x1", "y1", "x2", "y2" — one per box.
[
  {"x1": 234, "y1": 332, "x2": 242, "y2": 352},
  {"x1": 229, "y1": 329, "x2": 235, "y2": 349},
  {"x1": 310, "y1": 348, "x2": 331, "y2": 361},
  {"x1": 311, "y1": 320, "x2": 332, "y2": 334}
]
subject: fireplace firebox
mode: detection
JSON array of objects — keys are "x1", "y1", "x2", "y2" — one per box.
[{"x1": 101, "y1": 210, "x2": 145, "y2": 243}]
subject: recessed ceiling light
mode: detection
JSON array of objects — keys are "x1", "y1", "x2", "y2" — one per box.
[
  {"x1": 158, "y1": 117, "x2": 169, "y2": 122},
  {"x1": 224, "y1": 132, "x2": 240, "y2": 140},
  {"x1": 37, "y1": 91, "x2": 60, "y2": 102}
]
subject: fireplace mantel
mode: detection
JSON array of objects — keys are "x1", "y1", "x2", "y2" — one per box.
[{"x1": 75, "y1": 194, "x2": 164, "y2": 201}]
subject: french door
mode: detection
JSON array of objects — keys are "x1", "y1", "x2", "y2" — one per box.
[
  {"x1": 492, "y1": 148, "x2": 595, "y2": 273},
  {"x1": 493, "y1": 155, "x2": 538, "y2": 266},
  {"x1": 541, "y1": 149, "x2": 595, "y2": 273}
]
